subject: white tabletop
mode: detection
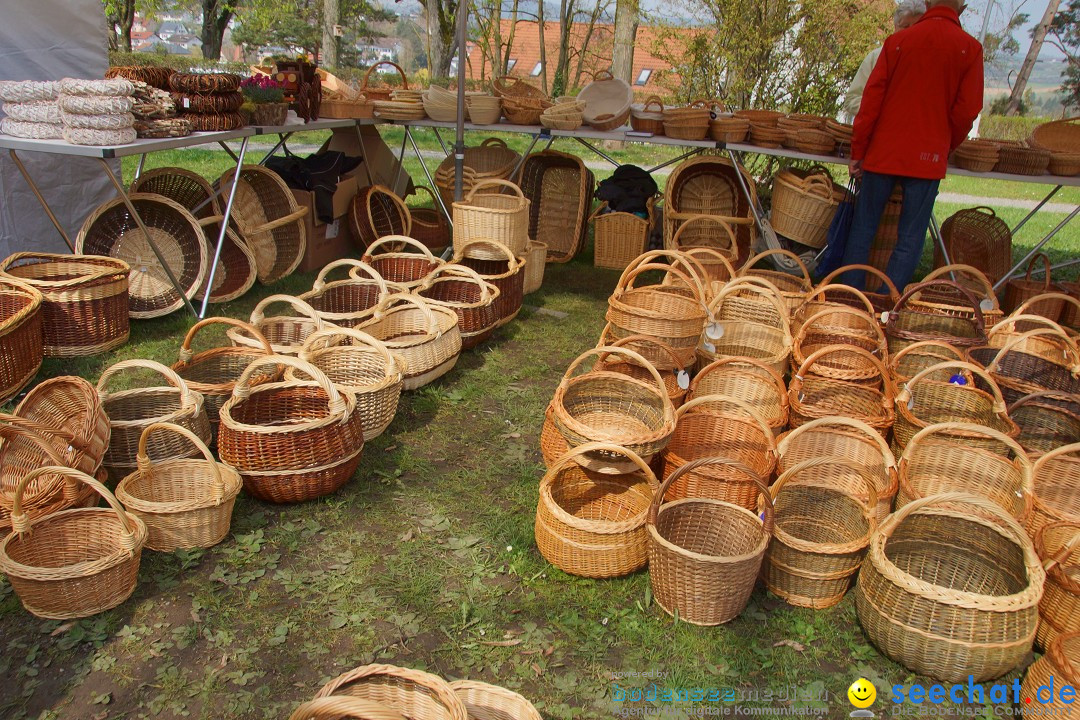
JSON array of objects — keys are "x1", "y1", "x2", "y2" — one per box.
[
  {"x1": 0, "y1": 128, "x2": 256, "y2": 159},
  {"x1": 252, "y1": 118, "x2": 360, "y2": 135}
]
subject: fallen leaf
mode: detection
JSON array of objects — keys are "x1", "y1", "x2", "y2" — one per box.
[
  {"x1": 478, "y1": 639, "x2": 522, "y2": 647},
  {"x1": 544, "y1": 646, "x2": 554, "y2": 657},
  {"x1": 384, "y1": 445, "x2": 398, "y2": 452},
  {"x1": 773, "y1": 640, "x2": 805, "y2": 652},
  {"x1": 399, "y1": 529, "x2": 415, "y2": 542},
  {"x1": 50, "y1": 622, "x2": 76, "y2": 637},
  {"x1": 531, "y1": 662, "x2": 543, "y2": 677}
]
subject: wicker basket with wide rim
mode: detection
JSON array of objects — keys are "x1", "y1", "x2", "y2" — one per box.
[
  {"x1": 889, "y1": 340, "x2": 968, "y2": 385},
  {"x1": 791, "y1": 307, "x2": 887, "y2": 383},
  {"x1": 409, "y1": 186, "x2": 450, "y2": 253},
  {"x1": 579, "y1": 71, "x2": 633, "y2": 131},
  {"x1": 0, "y1": 466, "x2": 147, "y2": 619},
  {"x1": 1004, "y1": 253, "x2": 1064, "y2": 321},
  {"x1": 217, "y1": 355, "x2": 364, "y2": 504},
  {"x1": 355, "y1": 293, "x2": 461, "y2": 391},
  {"x1": 817, "y1": 264, "x2": 900, "y2": 319},
  {"x1": 917, "y1": 264, "x2": 1005, "y2": 325},
  {"x1": 226, "y1": 294, "x2": 325, "y2": 356},
  {"x1": 295, "y1": 327, "x2": 404, "y2": 441},
  {"x1": 75, "y1": 193, "x2": 207, "y2": 319},
  {"x1": 893, "y1": 360, "x2": 1019, "y2": 455},
  {"x1": 215, "y1": 165, "x2": 307, "y2": 284},
  {"x1": 301, "y1": 260, "x2": 403, "y2": 330},
  {"x1": 0, "y1": 277, "x2": 43, "y2": 404},
  {"x1": 700, "y1": 277, "x2": 793, "y2": 375},
  {"x1": 114, "y1": 422, "x2": 241, "y2": 551},
  {"x1": 989, "y1": 306, "x2": 1080, "y2": 359},
  {"x1": 795, "y1": 283, "x2": 878, "y2": 332},
  {"x1": 535, "y1": 442, "x2": 658, "y2": 578},
  {"x1": 738, "y1": 249, "x2": 813, "y2": 319},
  {"x1": 289, "y1": 696, "x2": 406, "y2": 720},
  {"x1": 660, "y1": 395, "x2": 777, "y2": 509},
  {"x1": 663, "y1": 155, "x2": 757, "y2": 263},
  {"x1": 770, "y1": 169, "x2": 845, "y2": 249},
  {"x1": 1008, "y1": 390, "x2": 1080, "y2": 457},
  {"x1": 764, "y1": 457, "x2": 877, "y2": 609},
  {"x1": 1034, "y1": 522, "x2": 1080, "y2": 649},
  {"x1": 172, "y1": 317, "x2": 277, "y2": 434},
  {"x1": 417, "y1": 264, "x2": 501, "y2": 350},
  {"x1": 0, "y1": 252, "x2": 130, "y2": 357},
  {"x1": 886, "y1": 279, "x2": 988, "y2": 355},
  {"x1": 788, "y1": 345, "x2": 896, "y2": 433},
  {"x1": 314, "y1": 663, "x2": 467, "y2": 720},
  {"x1": 516, "y1": 150, "x2": 594, "y2": 263},
  {"x1": 594, "y1": 329, "x2": 690, "y2": 407},
  {"x1": 1031, "y1": 116, "x2": 1080, "y2": 153},
  {"x1": 550, "y1": 346, "x2": 675, "y2": 473},
  {"x1": 687, "y1": 357, "x2": 789, "y2": 434},
  {"x1": 455, "y1": 240, "x2": 525, "y2": 327},
  {"x1": 934, "y1": 207, "x2": 1012, "y2": 284},
  {"x1": 967, "y1": 327, "x2": 1080, "y2": 409},
  {"x1": 897, "y1": 422, "x2": 1033, "y2": 521},
  {"x1": 631, "y1": 96, "x2": 665, "y2": 134},
  {"x1": 1023, "y1": 631, "x2": 1080, "y2": 711},
  {"x1": 129, "y1": 166, "x2": 220, "y2": 219},
  {"x1": 361, "y1": 235, "x2": 443, "y2": 290},
  {"x1": 522, "y1": 241, "x2": 546, "y2": 294},
  {"x1": 350, "y1": 185, "x2": 412, "y2": 251},
  {"x1": 451, "y1": 179, "x2": 530, "y2": 260},
  {"x1": 193, "y1": 215, "x2": 257, "y2": 304},
  {"x1": 1027, "y1": 443, "x2": 1080, "y2": 544},
  {"x1": 591, "y1": 198, "x2": 655, "y2": 271},
  {"x1": 447, "y1": 680, "x2": 542, "y2": 720},
  {"x1": 647, "y1": 456, "x2": 772, "y2": 625},
  {"x1": 854, "y1": 492, "x2": 1044, "y2": 682},
  {"x1": 995, "y1": 144, "x2": 1051, "y2": 175}
]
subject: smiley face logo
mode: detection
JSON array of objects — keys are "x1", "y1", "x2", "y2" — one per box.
[{"x1": 848, "y1": 678, "x2": 876, "y2": 709}]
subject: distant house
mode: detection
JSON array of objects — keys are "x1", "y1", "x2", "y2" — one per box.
[
  {"x1": 464, "y1": 19, "x2": 678, "y2": 93},
  {"x1": 356, "y1": 36, "x2": 402, "y2": 64}
]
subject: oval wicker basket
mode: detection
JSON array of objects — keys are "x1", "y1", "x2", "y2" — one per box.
[
  {"x1": 700, "y1": 277, "x2": 793, "y2": 375},
  {"x1": 302, "y1": 260, "x2": 403, "y2": 330},
  {"x1": 355, "y1": 293, "x2": 462, "y2": 391},
  {"x1": 854, "y1": 492, "x2": 1044, "y2": 682},
  {"x1": 918, "y1": 264, "x2": 1005, "y2": 326},
  {"x1": 361, "y1": 235, "x2": 443, "y2": 290},
  {"x1": 408, "y1": 186, "x2": 450, "y2": 253},
  {"x1": 1027, "y1": 442, "x2": 1080, "y2": 544},
  {"x1": 1033, "y1": 522, "x2": 1080, "y2": 650},
  {"x1": 454, "y1": 240, "x2": 525, "y2": 327},
  {"x1": 1008, "y1": 390, "x2": 1080, "y2": 457},
  {"x1": 288, "y1": 695, "x2": 407, "y2": 720},
  {"x1": 516, "y1": 149, "x2": 594, "y2": 264},
  {"x1": 350, "y1": 185, "x2": 412, "y2": 250},
  {"x1": 448, "y1": 680, "x2": 542, "y2": 720},
  {"x1": 228, "y1": 294, "x2": 325, "y2": 356},
  {"x1": 360, "y1": 62, "x2": 408, "y2": 103},
  {"x1": 0, "y1": 465, "x2": 148, "y2": 619},
  {"x1": 434, "y1": 139, "x2": 521, "y2": 211},
  {"x1": 1004, "y1": 253, "x2": 1064, "y2": 321},
  {"x1": 788, "y1": 345, "x2": 895, "y2": 433},
  {"x1": 522, "y1": 240, "x2": 547, "y2": 294},
  {"x1": 594, "y1": 329, "x2": 690, "y2": 407},
  {"x1": 314, "y1": 663, "x2": 467, "y2": 720},
  {"x1": 886, "y1": 279, "x2": 988, "y2": 356},
  {"x1": 535, "y1": 442, "x2": 659, "y2": 578},
  {"x1": 791, "y1": 307, "x2": 887, "y2": 383},
  {"x1": 0, "y1": 276, "x2": 44, "y2": 404},
  {"x1": 1023, "y1": 631, "x2": 1080, "y2": 712},
  {"x1": 417, "y1": 264, "x2": 501, "y2": 350},
  {"x1": 966, "y1": 328, "x2": 1080, "y2": 408},
  {"x1": 687, "y1": 357, "x2": 789, "y2": 434},
  {"x1": 579, "y1": 70, "x2": 632, "y2": 130},
  {"x1": 889, "y1": 340, "x2": 968, "y2": 385},
  {"x1": 795, "y1": 283, "x2": 878, "y2": 333},
  {"x1": 630, "y1": 96, "x2": 665, "y2": 135}
]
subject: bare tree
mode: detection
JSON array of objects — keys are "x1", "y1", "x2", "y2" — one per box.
[
  {"x1": 1006, "y1": 0, "x2": 1063, "y2": 114},
  {"x1": 200, "y1": 0, "x2": 237, "y2": 61},
  {"x1": 322, "y1": 0, "x2": 339, "y2": 67}
]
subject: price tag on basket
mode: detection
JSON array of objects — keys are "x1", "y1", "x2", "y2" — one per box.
[
  {"x1": 676, "y1": 370, "x2": 690, "y2": 390},
  {"x1": 703, "y1": 341, "x2": 716, "y2": 353},
  {"x1": 979, "y1": 298, "x2": 995, "y2": 312},
  {"x1": 705, "y1": 322, "x2": 725, "y2": 340}
]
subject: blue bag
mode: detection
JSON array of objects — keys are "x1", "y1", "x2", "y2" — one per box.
[{"x1": 814, "y1": 179, "x2": 858, "y2": 279}]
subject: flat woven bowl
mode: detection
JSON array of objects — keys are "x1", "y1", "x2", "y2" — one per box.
[{"x1": 448, "y1": 681, "x2": 543, "y2": 720}]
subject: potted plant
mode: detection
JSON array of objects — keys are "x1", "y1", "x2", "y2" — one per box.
[{"x1": 240, "y1": 75, "x2": 289, "y2": 126}]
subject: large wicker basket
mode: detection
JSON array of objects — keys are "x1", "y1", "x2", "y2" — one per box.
[
  {"x1": 935, "y1": 207, "x2": 1013, "y2": 284},
  {"x1": 854, "y1": 492, "x2": 1044, "y2": 682},
  {"x1": 769, "y1": 169, "x2": 845, "y2": 249},
  {"x1": 663, "y1": 155, "x2": 757, "y2": 265},
  {"x1": 1034, "y1": 522, "x2": 1080, "y2": 649},
  {"x1": 455, "y1": 240, "x2": 526, "y2": 327},
  {"x1": 451, "y1": 179, "x2": 530, "y2": 260},
  {"x1": 0, "y1": 277, "x2": 43, "y2": 404},
  {"x1": 417, "y1": 265, "x2": 501, "y2": 350},
  {"x1": 356, "y1": 293, "x2": 462, "y2": 391},
  {"x1": 194, "y1": 215, "x2": 257, "y2": 304},
  {"x1": 579, "y1": 70, "x2": 632, "y2": 131},
  {"x1": 516, "y1": 150, "x2": 594, "y2": 263},
  {"x1": 129, "y1": 166, "x2": 220, "y2": 219},
  {"x1": 788, "y1": 345, "x2": 895, "y2": 433},
  {"x1": 302, "y1": 260, "x2": 402, "y2": 330},
  {"x1": 591, "y1": 198, "x2": 655, "y2": 271}
]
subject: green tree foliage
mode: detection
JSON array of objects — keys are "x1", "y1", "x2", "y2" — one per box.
[
  {"x1": 649, "y1": 0, "x2": 889, "y2": 114},
  {"x1": 1049, "y1": 0, "x2": 1080, "y2": 111},
  {"x1": 101, "y1": 0, "x2": 166, "y2": 52}
]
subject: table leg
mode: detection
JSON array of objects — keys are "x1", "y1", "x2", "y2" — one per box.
[
  {"x1": 217, "y1": 141, "x2": 240, "y2": 163},
  {"x1": 432, "y1": 127, "x2": 451, "y2": 156},
  {"x1": 135, "y1": 154, "x2": 147, "y2": 180},
  {"x1": 257, "y1": 132, "x2": 293, "y2": 165},
  {"x1": 392, "y1": 126, "x2": 408, "y2": 192},
  {"x1": 406, "y1": 126, "x2": 452, "y2": 225},
  {"x1": 1009, "y1": 185, "x2": 1062, "y2": 238},
  {"x1": 647, "y1": 148, "x2": 703, "y2": 174},
  {"x1": 725, "y1": 149, "x2": 773, "y2": 250},
  {"x1": 929, "y1": 213, "x2": 952, "y2": 266},
  {"x1": 98, "y1": 157, "x2": 198, "y2": 317},
  {"x1": 8, "y1": 149, "x2": 76, "y2": 252},
  {"x1": 573, "y1": 137, "x2": 620, "y2": 168},
  {"x1": 994, "y1": 204, "x2": 1080, "y2": 289},
  {"x1": 509, "y1": 133, "x2": 541, "y2": 181},
  {"x1": 200, "y1": 136, "x2": 250, "y2": 318},
  {"x1": 354, "y1": 123, "x2": 374, "y2": 187}
]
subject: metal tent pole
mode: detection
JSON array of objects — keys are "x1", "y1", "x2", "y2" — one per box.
[{"x1": 454, "y1": 0, "x2": 467, "y2": 203}]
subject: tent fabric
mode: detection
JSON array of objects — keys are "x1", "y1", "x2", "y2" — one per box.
[{"x1": 0, "y1": 0, "x2": 117, "y2": 257}]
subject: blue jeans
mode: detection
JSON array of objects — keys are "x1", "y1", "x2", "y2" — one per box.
[{"x1": 839, "y1": 171, "x2": 941, "y2": 291}]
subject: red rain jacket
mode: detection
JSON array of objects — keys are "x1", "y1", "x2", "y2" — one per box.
[{"x1": 851, "y1": 5, "x2": 984, "y2": 180}]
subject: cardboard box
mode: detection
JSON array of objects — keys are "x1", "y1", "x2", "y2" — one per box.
[
  {"x1": 320, "y1": 126, "x2": 414, "y2": 197},
  {"x1": 292, "y1": 187, "x2": 358, "y2": 274}
]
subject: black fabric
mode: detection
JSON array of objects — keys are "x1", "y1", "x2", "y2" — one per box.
[
  {"x1": 593, "y1": 164, "x2": 658, "y2": 215},
  {"x1": 265, "y1": 145, "x2": 363, "y2": 223}
]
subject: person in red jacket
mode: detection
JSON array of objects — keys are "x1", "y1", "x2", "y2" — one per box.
[{"x1": 841, "y1": 0, "x2": 983, "y2": 291}]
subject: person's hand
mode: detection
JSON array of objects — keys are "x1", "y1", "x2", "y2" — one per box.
[{"x1": 848, "y1": 159, "x2": 863, "y2": 180}]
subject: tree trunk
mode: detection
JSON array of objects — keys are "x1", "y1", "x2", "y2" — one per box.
[
  {"x1": 200, "y1": 0, "x2": 236, "y2": 62},
  {"x1": 503, "y1": 0, "x2": 520, "y2": 75},
  {"x1": 1006, "y1": 0, "x2": 1063, "y2": 115},
  {"x1": 426, "y1": 0, "x2": 459, "y2": 78},
  {"x1": 537, "y1": 1, "x2": 548, "y2": 94},
  {"x1": 119, "y1": 0, "x2": 135, "y2": 53},
  {"x1": 612, "y1": 0, "x2": 638, "y2": 83},
  {"x1": 322, "y1": 0, "x2": 339, "y2": 68},
  {"x1": 552, "y1": 0, "x2": 574, "y2": 96}
]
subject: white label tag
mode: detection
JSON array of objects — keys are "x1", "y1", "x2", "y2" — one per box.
[
  {"x1": 705, "y1": 322, "x2": 724, "y2": 340},
  {"x1": 880, "y1": 311, "x2": 890, "y2": 325},
  {"x1": 676, "y1": 370, "x2": 690, "y2": 390},
  {"x1": 979, "y1": 298, "x2": 994, "y2": 312},
  {"x1": 182, "y1": 97, "x2": 190, "y2": 108},
  {"x1": 703, "y1": 341, "x2": 716, "y2": 353},
  {"x1": 907, "y1": 397, "x2": 915, "y2": 411},
  {"x1": 326, "y1": 218, "x2": 340, "y2": 239}
]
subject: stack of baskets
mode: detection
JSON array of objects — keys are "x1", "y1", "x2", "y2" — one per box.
[
  {"x1": 170, "y1": 72, "x2": 245, "y2": 132},
  {"x1": 465, "y1": 93, "x2": 502, "y2": 125},
  {"x1": 995, "y1": 142, "x2": 1051, "y2": 176},
  {"x1": 420, "y1": 85, "x2": 461, "y2": 122},
  {"x1": 1030, "y1": 116, "x2": 1080, "y2": 176},
  {"x1": 493, "y1": 76, "x2": 552, "y2": 125},
  {"x1": 710, "y1": 113, "x2": 750, "y2": 143},
  {"x1": 952, "y1": 139, "x2": 1001, "y2": 172},
  {"x1": 58, "y1": 77, "x2": 137, "y2": 146},
  {"x1": 434, "y1": 138, "x2": 521, "y2": 211},
  {"x1": 0, "y1": 80, "x2": 62, "y2": 139},
  {"x1": 662, "y1": 101, "x2": 712, "y2": 141},
  {"x1": 539, "y1": 99, "x2": 585, "y2": 130},
  {"x1": 664, "y1": 155, "x2": 758, "y2": 264}
]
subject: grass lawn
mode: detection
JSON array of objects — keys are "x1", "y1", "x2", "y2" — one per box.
[{"x1": 3, "y1": 136, "x2": 1070, "y2": 719}]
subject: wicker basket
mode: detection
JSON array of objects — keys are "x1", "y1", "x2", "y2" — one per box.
[
  {"x1": 630, "y1": 96, "x2": 665, "y2": 135},
  {"x1": 434, "y1": 138, "x2": 521, "y2": 211},
  {"x1": 1004, "y1": 253, "x2": 1064, "y2": 321},
  {"x1": 451, "y1": 179, "x2": 530, "y2": 260},
  {"x1": 1031, "y1": 117, "x2": 1080, "y2": 153},
  {"x1": 216, "y1": 165, "x2": 307, "y2": 284},
  {"x1": 580, "y1": 71, "x2": 632, "y2": 131},
  {"x1": 409, "y1": 187, "x2": 450, "y2": 253},
  {"x1": 535, "y1": 442, "x2": 658, "y2": 578},
  {"x1": 360, "y1": 62, "x2": 408, "y2": 103},
  {"x1": 522, "y1": 241, "x2": 547, "y2": 294},
  {"x1": 738, "y1": 249, "x2": 813, "y2": 319},
  {"x1": 764, "y1": 457, "x2": 877, "y2": 609},
  {"x1": 97, "y1": 359, "x2": 213, "y2": 480},
  {"x1": 662, "y1": 103, "x2": 711, "y2": 141},
  {"x1": 194, "y1": 215, "x2": 257, "y2": 304},
  {"x1": 417, "y1": 264, "x2": 501, "y2": 350},
  {"x1": 361, "y1": 235, "x2": 443, "y2": 290},
  {"x1": 666, "y1": 213, "x2": 739, "y2": 263},
  {"x1": 934, "y1": 207, "x2": 1013, "y2": 284},
  {"x1": 289, "y1": 696, "x2": 406, "y2": 720},
  {"x1": 350, "y1": 185, "x2": 412, "y2": 251},
  {"x1": 448, "y1": 680, "x2": 542, "y2": 720},
  {"x1": 917, "y1": 264, "x2": 1005, "y2": 327},
  {"x1": 296, "y1": 327, "x2": 404, "y2": 441},
  {"x1": 129, "y1": 166, "x2": 219, "y2": 219},
  {"x1": 777, "y1": 416, "x2": 899, "y2": 523},
  {"x1": 228, "y1": 294, "x2": 325, "y2": 355},
  {"x1": 710, "y1": 115, "x2": 750, "y2": 143},
  {"x1": 75, "y1": 193, "x2": 207, "y2": 319},
  {"x1": 968, "y1": 326, "x2": 1080, "y2": 406},
  {"x1": 516, "y1": 150, "x2": 594, "y2": 263},
  {"x1": 314, "y1": 663, "x2": 467, "y2": 720},
  {"x1": 889, "y1": 340, "x2": 968, "y2": 385},
  {"x1": 0, "y1": 277, "x2": 43, "y2": 404},
  {"x1": 795, "y1": 283, "x2": 877, "y2": 332},
  {"x1": 1008, "y1": 390, "x2": 1080, "y2": 458},
  {"x1": 591, "y1": 199, "x2": 655, "y2": 271},
  {"x1": 114, "y1": 422, "x2": 241, "y2": 551},
  {"x1": 0, "y1": 466, "x2": 147, "y2": 619},
  {"x1": 700, "y1": 277, "x2": 793, "y2": 375},
  {"x1": 664, "y1": 155, "x2": 757, "y2": 264},
  {"x1": 897, "y1": 422, "x2": 1033, "y2": 521},
  {"x1": 770, "y1": 169, "x2": 845, "y2": 250},
  {"x1": 854, "y1": 492, "x2": 1043, "y2": 682},
  {"x1": 647, "y1": 456, "x2": 772, "y2": 625},
  {"x1": 817, "y1": 265, "x2": 899, "y2": 319},
  {"x1": 995, "y1": 144, "x2": 1051, "y2": 175},
  {"x1": 687, "y1": 357, "x2": 789, "y2": 435},
  {"x1": 465, "y1": 95, "x2": 502, "y2": 126},
  {"x1": 669, "y1": 247, "x2": 737, "y2": 302},
  {"x1": 550, "y1": 346, "x2": 675, "y2": 473},
  {"x1": 791, "y1": 307, "x2": 887, "y2": 383},
  {"x1": 660, "y1": 395, "x2": 777, "y2": 509},
  {"x1": 455, "y1": 240, "x2": 525, "y2": 327},
  {"x1": 1027, "y1": 443, "x2": 1080, "y2": 543},
  {"x1": 789, "y1": 345, "x2": 895, "y2": 433},
  {"x1": 302, "y1": 260, "x2": 402, "y2": 330},
  {"x1": 355, "y1": 293, "x2": 461, "y2": 391},
  {"x1": 1034, "y1": 522, "x2": 1080, "y2": 649},
  {"x1": 1023, "y1": 631, "x2": 1080, "y2": 711},
  {"x1": 0, "y1": 252, "x2": 129, "y2": 357},
  {"x1": 886, "y1": 279, "x2": 988, "y2": 355},
  {"x1": 218, "y1": 355, "x2": 364, "y2": 504}
]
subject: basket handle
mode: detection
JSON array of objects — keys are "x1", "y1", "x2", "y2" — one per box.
[
  {"x1": 560, "y1": 346, "x2": 670, "y2": 402},
  {"x1": 233, "y1": 354, "x2": 351, "y2": 422},
  {"x1": 802, "y1": 283, "x2": 877, "y2": 318},
  {"x1": 985, "y1": 328, "x2": 1080, "y2": 375},
  {"x1": 676, "y1": 394, "x2": 776, "y2": 455},
  {"x1": 1024, "y1": 253, "x2": 1054, "y2": 289},
  {"x1": 709, "y1": 277, "x2": 793, "y2": 337},
  {"x1": 0, "y1": 416, "x2": 73, "y2": 468},
  {"x1": 903, "y1": 421, "x2": 1031, "y2": 477},
  {"x1": 679, "y1": 247, "x2": 737, "y2": 283},
  {"x1": 1008, "y1": 389, "x2": 1080, "y2": 415},
  {"x1": 647, "y1": 456, "x2": 772, "y2": 533},
  {"x1": 598, "y1": 333, "x2": 686, "y2": 373},
  {"x1": 361, "y1": 186, "x2": 413, "y2": 238},
  {"x1": 922, "y1": 264, "x2": 998, "y2": 304},
  {"x1": 897, "y1": 360, "x2": 1009, "y2": 414},
  {"x1": 423, "y1": 263, "x2": 494, "y2": 303},
  {"x1": 97, "y1": 359, "x2": 200, "y2": 409},
  {"x1": 300, "y1": 326, "x2": 404, "y2": 376},
  {"x1": 137, "y1": 422, "x2": 224, "y2": 500},
  {"x1": 740, "y1": 248, "x2": 812, "y2": 284},
  {"x1": 875, "y1": 492, "x2": 1033, "y2": 559},
  {"x1": 178, "y1": 317, "x2": 273, "y2": 364},
  {"x1": 463, "y1": 178, "x2": 524, "y2": 203},
  {"x1": 288, "y1": 696, "x2": 408, "y2": 720},
  {"x1": 889, "y1": 340, "x2": 967, "y2": 376},
  {"x1": 790, "y1": 345, "x2": 892, "y2": 410},
  {"x1": 687, "y1": 357, "x2": 788, "y2": 405},
  {"x1": 819, "y1": 265, "x2": 900, "y2": 302},
  {"x1": 9, "y1": 466, "x2": 141, "y2": 550},
  {"x1": 413, "y1": 185, "x2": 441, "y2": 209},
  {"x1": 250, "y1": 205, "x2": 309, "y2": 236},
  {"x1": 770, "y1": 456, "x2": 879, "y2": 521},
  {"x1": 1032, "y1": 440, "x2": 1080, "y2": 476},
  {"x1": 249, "y1": 294, "x2": 324, "y2": 328},
  {"x1": 315, "y1": 259, "x2": 387, "y2": 293},
  {"x1": 363, "y1": 234, "x2": 438, "y2": 262},
  {"x1": 670, "y1": 214, "x2": 738, "y2": 253},
  {"x1": 801, "y1": 174, "x2": 835, "y2": 199},
  {"x1": 453, "y1": 239, "x2": 521, "y2": 270},
  {"x1": 889, "y1": 279, "x2": 986, "y2": 333},
  {"x1": 988, "y1": 313, "x2": 1072, "y2": 339},
  {"x1": 593, "y1": 69, "x2": 615, "y2": 81},
  {"x1": 795, "y1": 307, "x2": 885, "y2": 348},
  {"x1": 480, "y1": 137, "x2": 508, "y2": 148},
  {"x1": 586, "y1": 201, "x2": 610, "y2": 223},
  {"x1": 615, "y1": 261, "x2": 708, "y2": 310},
  {"x1": 368, "y1": 292, "x2": 439, "y2": 335},
  {"x1": 1035, "y1": 520, "x2": 1080, "y2": 573},
  {"x1": 1011, "y1": 292, "x2": 1080, "y2": 319},
  {"x1": 362, "y1": 61, "x2": 408, "y2": 90},
  {"x1": 776, "y1": 416, "x2": 898, "y2": 472},
  {"x1": 542, "y1": 443, "x2": 659, "y2": 516},
  {"x1": 642, "y1": 96, "x2": 664, "y2": 112}
]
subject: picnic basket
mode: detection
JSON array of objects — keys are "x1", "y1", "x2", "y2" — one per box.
[
  {"x1": 817, "y1": 265, "x2": 900, "y2": 318},
  {"x1": 523, "y1": 241, "x2": 547, "y2": 294},
  {"x1": 455, "y1": 240, "x2": 525, "y2": 327},
  {"x1": 296, "y1": 327, "x2": 405, "y2": 441},
  {"x1": 700, "y1": 277, "x2": 793, "y2": 375},
  {"x1": 788, "y1": 345, "x2": 895, "y2": 433},
  {"x1": 579, "y1": 71, "x2": 633, "y2": 131},
  {"x1": 591, "y1": 198, "x2": 656, "y2": 271},
  {"x1": 228, "y1": 294, "x2": 325, "y2": 355},
  {"x1": 854, "y1": 492, "x2": 1044, "y2": 682},
  {"x1": 355, "y1": 293, "x2": 461, "y2": 391},
  {"x1": 451, "y1": 179, "x2": 530, "y2": 260},
  {"x1": 0, "y1": 253, "x2": 129, "y2": 357},
  {"x1": 350, "y1": 185, "x2": 412, "y2": 250},
  {"x1": 764, "y1": 458, "x2": 877, "y2": 609},
  {"x1": 408, "y1": 187, "x2": 450, "y2": 252},
  {"x1": 660, "y1": 395, "x2": 777, "y2": 508},
  {"x1": 448, "y1": 681, "x2": 542, "y2": 720},
  {"x1": 302, "y1": 260, "x2": 403, "y2": 330},
  {"x1": 516, "y1": 150, "x2": 594, "y2": 263},
  {"x1": 0, "y1": 277, "x2": 43, "y2": 404},
  {"x1": 0, "y1": 466, "x2": 147, "y2": 619},
  {"x1": 1027, "y1": 443, "x2": 1080, "y2": 543},
  {"x1": 360, "y1": 62, "x2": 408, "y2": 103},
  {"x1": 1003, "y1": 253, "x2": 1064, "y2": 321},
  {"x1": 535, "y1": 443, "x2": 659, "y2": 578},
  {"x1": 896, "y1": 422, "x2": 1033, "y2": 521},
  {"x1": 769, "y1": 169, "x2": 845, "y2": 249},
  {"x1": 630, "y1": 96, "x2": 665, "y2": 135},
  {"x1": 550, "y1": 346, "x2": 676, "y2": 473},
  {"x1": 313, "y1": 663, "x2": 467, "y2": 720},
  {"x1": 218, "y1": 355, "x2": 365, "y2": 503},
  {"x1": 1008, "y1": 391, "x2": 1080, "y2": 457},
  {"x1": 417, "y1": 265, "x2": 501, "y2": 350},
  {"x1": 647, "y1": 457, "x2": 772, "y2": 625},
  {"x1": 886, "y1": 279, "x2": 988, "y2": 355},
  {"x1": 1033, "y1": 522, "x2": 1080, "y2": 649},
  {"x1": 687, "y1": 357, "x2": 789, "y2": 435},
  {"x1": 114, "y1": 422, "x2": 241, "y2": 551},
  {"x1": 75, "y1": 193, "x2": 207, "y2": 319},
  {"x1": 361, "y1": 235, "x2": 443, "y2": 290},
  {"x1": 934, "y1": 207, "x2": 1012, "y2": 284}
]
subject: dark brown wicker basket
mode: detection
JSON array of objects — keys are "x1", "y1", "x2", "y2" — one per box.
[
  {"x1": 418, "y1": 265, "x2": 501, "y2": 350},
  {"x1": 935, "y1": 206, "x2": 1012, "y2": 284},
  {"x1": 349, "y1": 185, "x2": 412, "y2": 250},
  {"x1": 169, "y1": 73, "x2": 242, "y2": 95},
  {"x1": 409, "y1": 186, "x2": 450, "y2": 252},
  {"x1": 171, "y1": 92, "x2": 243, "y2": 114},
  {"x1": 455, "y1": 240, "x2": 525, "y2": 327}
]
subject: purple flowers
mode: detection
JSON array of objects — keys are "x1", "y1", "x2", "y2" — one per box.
[{"x1": 240, "y1": 75, "x2": 286, "y2": 103}]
